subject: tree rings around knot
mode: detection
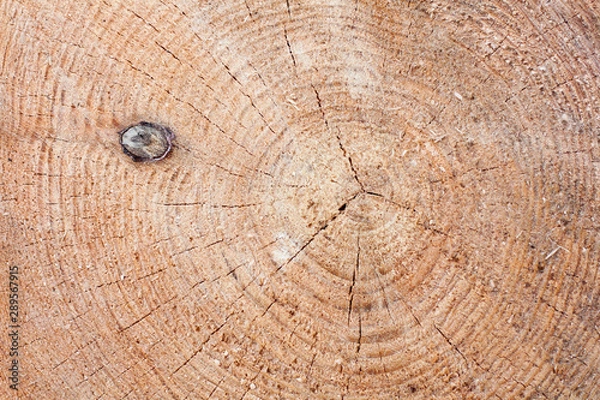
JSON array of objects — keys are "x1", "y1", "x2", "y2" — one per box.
[{"x1": 119, "y1": 121, "x2": 174, "y2": 162}]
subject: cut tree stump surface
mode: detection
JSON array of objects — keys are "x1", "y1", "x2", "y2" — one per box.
[{"x1": 1, "y1": 0, "x2": 600, "y2": 398}]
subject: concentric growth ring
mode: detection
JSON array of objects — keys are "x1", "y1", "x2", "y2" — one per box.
[{"x1": 2, "y1": 0, "x2": 600, "y2": 399}]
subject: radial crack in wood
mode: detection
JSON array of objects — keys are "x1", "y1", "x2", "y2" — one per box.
[{"x1": 1, "y1": 0, "x2": 600, "y2": 399}]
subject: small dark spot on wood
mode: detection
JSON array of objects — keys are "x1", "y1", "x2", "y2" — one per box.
[{"x1": 536, "y1": 262, "x2": 545, "y2": 272}]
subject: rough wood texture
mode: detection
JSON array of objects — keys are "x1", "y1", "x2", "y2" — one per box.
[{"x1": 2, "y1": 0, "x2": 600, "y2": 398}]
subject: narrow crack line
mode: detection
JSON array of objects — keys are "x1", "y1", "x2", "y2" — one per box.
[
  {"x1": 312, "y1": 84, "x2": 329, "y2": 128},
  {"x1": 285, "y1": 0, "x2": 292, "y2": 18},
  {"x1": 243, "y1": 165, "x2": 274, "y2": 178},
  {"x1": 171, "y1": 315, "x2": 231, "y2": 376},
  {"x1": 243, "y1": 0, "x2": 254, "y2": 20},
  {"x1": 347, "y1": 273, "x2": 355, "y2": 325},
  {"x1": 373, "y1": 269, "x2": 394, "y2": 323},
  {"x1": 136, "y1": 267, "x2": 168, "y2": 282},
  {"x1": 371, "y1": 195, "x2": 417, "y2": 214},
  {"x1": 237, "y1": 365, "x2": 263, "y2": 400},
  {"x1": 434, "y1": 324, "x2": 468, "y2": 365},
  {"x1": 214, "y1": 55, "x2": 278, "y2": 137},
  {"x1": 116, "y1": 49, "x2": 226, "y2": 141},
  {"x1": 363, "y1": 190, "x2": 422, "y2": 213},
  {"x1": 356, "y1": 313, "x2": 362, "y2": 354},
  {"x1": 283, "y1": 27, "x2": 296, "y2": 67},
  {"x1": 247, "y1": 61, "x2": 288, "y2": 137},
  {"x1": 378, "y1": 345, "x2": 389, "y2": 377},
  {"x1": 210, "y1": 258, "x2": 248, "y2": 282},
  {"x1": 126, "y1": 8, "x2": 159, "y2": 32},
  {"x1": 276, "y1": 225, "x2": 324, "y2": 272},
  {"x1": 342, "y1": 375, "x2": 351, "y2": 400},
  {"x1": 210, "y1": 203, "x2": 261, "y2": 209},
  {"x1": 157, "y1": 0, "x2": 188, "y2": 18},
  {"x1": 76, "y1": 363, "x2": 104, "y2": 387},
  {"x1": 348, "y1": 235, "x2": 360, "y2": 325},
  {"x1": 355, "y1": 234, "x2": 362, "y2": 354},
  {"x1": 239, "y1": 387, "x2": 250, "y2": 399},
  {"x1": 206, "y1": 377, "x2": 225, "y2": 399},
  {"x1": 364, "y1": 191, "x2": 383, "y2": 198},
  {"x1": 213, "y1": 163, "x2": 246, "y2": 178},
  {"x1": 189, "y1": 279, "x2": 205, "y2": 290},
  {"x1": 155, "y1": 41, "x2": 182, "y2": 63},
  {"x1": 261, "y1": 299, "x2": 276, "y2": 317},
  {"x1": 146, "y1": 364, "x2": 181, "y2": 399},
  {"x1": 287, "y1": 324, "x2": 298, "y2": 342},
  {"x1": 420, "y1": 221, "x2": 449, "y2": 237},
  {"x1": 335, "y1": 129, "x2": 364, "y2": 191},
  {"x1": 156, "y1": 201, "x2": 205, "y2": 206},
  {"x1": 157, "y1": 202, "x2": 257, "y2": 209},
  {"x1": 118, "y1": 388, "x2": 135, "y2": 400},
  {"x1": 52, "y1": 338, "x2": 99, "y2": 370},
  {"x1": 153, "y1": 77, "x2": 255, "y2": 157},
  {"x1": 304, "y1": 351, "x2": 317, "y2": 388},
  {"x1": 207, "y1": 316, "x2": 231, "y2": 342},
  {"x1": 276, "y1": 197, "x2": 352, "y2": 272},
  {"x1": 248, "y1": 367, "x2": 263, "y2": 394},
  {"x1": 403, "y1": 296, "x2": 422, "y2": 327},
  {"x1": 226, "y1": 262, "x2": 247, "y2": 280},
  {"x1": 258, "y1": 238, "x2": 278, "y2": 251},
  {"x1": 171, "y1": 347, "x2": 201, "y2": 376},
  {"x1": 205, "y1": 238, "x2": 226, "y2": 249},
  {"x1": 118, "y1": 305, "x2": 161, "y2": 333}
]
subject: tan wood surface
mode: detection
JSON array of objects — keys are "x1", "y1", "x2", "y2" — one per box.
[{"x1": 1, "y1": 0, "x2": 600, "y2": 398}]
